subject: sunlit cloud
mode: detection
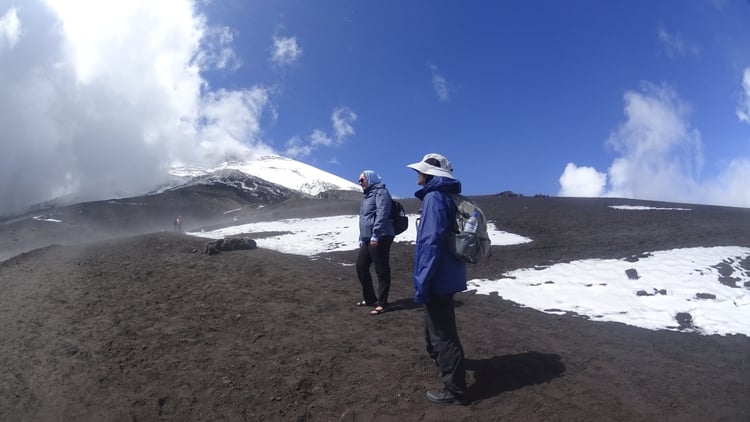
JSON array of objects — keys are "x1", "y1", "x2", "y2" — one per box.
[
  {"x1": 270, "y1": 35, "x2": 302, "y2": 67},
  {"x1": 605, "y1": 83, "x2": 703, "y2": 201},
  {"x1": 657, "y1": 24, "x2": 699, "y2": 59},
  {"x1": 430, "y1": 64, "x2": 450, "y2": 102},
  {"x1": 737, "y1": 68, "x2": 750, "y2": 124},
  {"x1": 283, "y1": 108, "x2": 356, "y2": 159},
  {"x1": 284, "y1": 136, "x2": 313, "y2": 158},
  {"x1": 311, "y1": 129, "x2": 333, "y2": 147},
  {"x1": 332, "y1": 106, "x2": 356, "y2": 141},
  {"x1": 195, "y1": 25, "x2": 240, "y2": 71},
  {"x1": 558, "y1": 163, "x2": 606, "y2": 197},
  {"x1": 0, "y1": 7, "x2": 21, "y2": 50},
  {"x1": 0, "y1": 0, "x2": 274, "y2": 216},
  {"x1": 560, "y1": 82, "x2": 750, "y2": 208}
]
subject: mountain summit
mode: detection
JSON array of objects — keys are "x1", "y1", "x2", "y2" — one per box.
[
  {"x1": 170, "y1": 155, "x2": 361, "y2": 197},
  {"x1": 18, "y1": 155, "x2": 360, "y2": 218}
]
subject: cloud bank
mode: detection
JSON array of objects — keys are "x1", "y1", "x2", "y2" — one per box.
[
  {"x1": 0, "y1": 1, "x2": 277, "y2": 216},
  {"x1": 0, "y1": 1, "x2": 356, "y2": 217},
  {"x1": 560, "y1": 80, "x2": 750, "y2": 208}
]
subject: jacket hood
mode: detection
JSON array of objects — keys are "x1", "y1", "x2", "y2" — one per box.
[
  {"x1": 361, "y1": 170, "x2": 382, "y2": 186},
  {"x1": 415, "y1": 176, "x2": 462, "y2": 200}
]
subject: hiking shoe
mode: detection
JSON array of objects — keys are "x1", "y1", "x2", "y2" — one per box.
[{"x1": 426, "y1": 389, "x2": 467, "y2": 405}]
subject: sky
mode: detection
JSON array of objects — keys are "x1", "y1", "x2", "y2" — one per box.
[
  {"x1": 2, "y1": 1, "x2": 750, "y2": 217},
  {"x1": 181, "y1": 205, "x2": 750, "y2": 337}
]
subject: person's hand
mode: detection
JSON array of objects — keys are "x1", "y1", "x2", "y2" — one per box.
[{"x1": 369, "y1": 239, "x2": 378, "y2": 248}]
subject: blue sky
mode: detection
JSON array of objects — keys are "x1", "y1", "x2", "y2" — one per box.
[{"x1": 2, "y1": 1, "x2": 750, "y2": 216}]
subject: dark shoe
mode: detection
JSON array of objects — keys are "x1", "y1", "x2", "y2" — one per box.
[
  {"x1": 369, "y1": 306, "x2": 387, "y2": 315},
  {"x1": 356, "y1": 300, "x2": 375, "y2": 307},
  {"x1": 426, "y1": 389, "x2": 467, "y2": 405}
]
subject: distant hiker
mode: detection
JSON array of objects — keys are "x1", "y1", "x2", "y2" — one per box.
[
  {"x1": 355, "y1": 170, "x2": 395, "y2": 316},
  {"x1": 407, "y1": 153, "x2": 468, "y2": 405},
  {"x1": 173, "y1": 216, "x2": 183, "y2": 232}
]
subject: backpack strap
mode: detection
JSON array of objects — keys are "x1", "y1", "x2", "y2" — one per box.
[{"x1": 447, "y1": 193, "x2": 462, "y2": 234}]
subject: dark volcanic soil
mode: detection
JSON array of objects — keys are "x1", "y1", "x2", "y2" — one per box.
[{"x1": 1, "y1": 196, "x2": 749, "y2": 421}]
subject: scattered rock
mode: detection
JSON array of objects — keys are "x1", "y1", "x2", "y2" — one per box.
[
  {"x1": 625, "y1": 268, "x2": 639, "y2": 280},
  {"x1": 623, "y1": 252, "x2": 652, "y2": 263},
  {"x1": 718, "y1": 276, "x2": 739, "y2": 288},
  {"x1": 636, "y1": 288, "x2": 666, "y2": 297},
  {"x1": 714, "y1": 262, "x2": 739, "y2": 287},
  {"x1": 675, "y1": 312, "x2": 694, "y2": 330}
]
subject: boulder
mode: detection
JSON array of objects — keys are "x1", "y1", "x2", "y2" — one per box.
[{"x1": 204, "y1": 237, "x2": 257, "y2": 255}]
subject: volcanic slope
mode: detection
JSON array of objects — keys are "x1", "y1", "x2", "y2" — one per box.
[{"x1": 1, "y1": 196, "x2": 749, "y2": 421}]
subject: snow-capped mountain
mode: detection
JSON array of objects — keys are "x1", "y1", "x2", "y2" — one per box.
[
  {"x1": 172, "y1": 169, "x2": 305, "y2": 201},
  {"x1": 17, "y1": 155, "x2": 359, "y2": 218},
  {"x1": 170, "y1": 155, "x2": 361, "y2": 197}
]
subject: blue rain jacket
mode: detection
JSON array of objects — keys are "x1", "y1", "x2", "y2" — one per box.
[{"x1": 413, "y1": 176, "x2": 467, "y2": 304}]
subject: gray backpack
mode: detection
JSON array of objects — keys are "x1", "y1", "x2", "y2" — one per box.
[{"x1": 447, "y1": 194, "x2": 491, "y2": 264}]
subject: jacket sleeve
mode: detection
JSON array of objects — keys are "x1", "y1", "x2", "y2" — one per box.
[
  {"x1": 371, "y1": 188, "x2": 391, "y2": 241},
  {"x1": 413, "y1": 192, "x2": 451, "y2": 304}
]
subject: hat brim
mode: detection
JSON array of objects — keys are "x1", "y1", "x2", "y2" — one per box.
[{"x1": 407, "y1": 161, "x2": 455, "y2": 179}]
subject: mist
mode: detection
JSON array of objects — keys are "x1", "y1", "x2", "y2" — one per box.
[{"x1": 0, "y1": 1, "x2": 271, "y2": 217}]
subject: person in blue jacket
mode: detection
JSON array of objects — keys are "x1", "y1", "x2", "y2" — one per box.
[
  {"x1": 356, "y1": 170, "x2": 395, "y2": 316},
  {"x1": 406, "y1": 153, "x2": 468, "y2": 405}
]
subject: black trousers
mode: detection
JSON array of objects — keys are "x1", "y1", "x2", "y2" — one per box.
[
  {"x1": 355, "y1": 236, "x2": 393, "y2": 307},
  {"x1": 424, "y1": 294, "x2": 466, "y2": 396}
]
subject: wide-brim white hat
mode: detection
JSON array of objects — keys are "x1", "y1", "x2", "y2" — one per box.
[{"x1": 407, "y1": 153, "x2": 454, "y2": 179}]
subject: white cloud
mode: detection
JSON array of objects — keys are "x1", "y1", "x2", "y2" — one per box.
[
  {"x1": 703, "y1": 158, "x2": 750, "y2": 207},
  {"x1": 270, "y1": 35, "x2": 302, "y2": 67},
  {"x1": 284, "y1": 136, "x2": 313, "y2": 158},
  {"x1": 0, "y1": 7, "x2": 21, "y2": 50},
  {"x1": 196, "y1": 88, "x2": 274, "y2": 161},
  {"x1": 332, "y1": 106, "x2": 356, "y2": 141},
  {"x1": 283, "y1": 108, "x2": 356, "y2": 159},
  {"x1": 737, "y1": 68, "x2": 750, "y2": 124},
  {"x1": 195, "y1": 25, "x2": 240, "y2": 71},
  {"x1": 605, "y1": 83, "x2": 702, "y2": 202},
  {"x1": 560, "y1": 82, "x2": 750, "y2": 208},
  {"x1": 0, "y1": 0, "x2": 274, "y2": 216},
  {"x1": 430, "y1": 65, "x2": 449, "y2": 102},
  {"x1": 657, "y1": 24, "x2": 699, "y2": 59},
  {"x1": 311, "y1": 129, "x2": 333, "y2": 147},
  {"x1": 558, "y1": 163, "x2": 607, "y2": 197}
]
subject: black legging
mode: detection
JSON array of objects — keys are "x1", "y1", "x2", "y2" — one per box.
[{"x1": 356, "y1": 235, "x2": 394, "y2": 307}]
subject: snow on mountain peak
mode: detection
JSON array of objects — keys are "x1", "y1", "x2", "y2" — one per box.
[{"x1": 170, "y1": 155, "x2": 361, "y2": 196}]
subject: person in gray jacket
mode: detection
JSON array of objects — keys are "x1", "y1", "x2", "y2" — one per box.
[{"x1": 355, "y1": 170, "x2": 395, "y2": 315}]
